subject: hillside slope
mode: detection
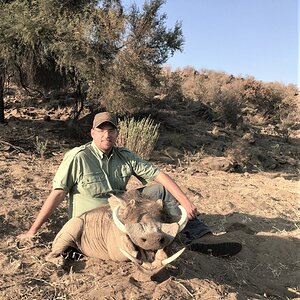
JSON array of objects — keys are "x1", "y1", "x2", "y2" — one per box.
[{"x1": 0, "y1": 93, "x2": 299, "y2": 299}]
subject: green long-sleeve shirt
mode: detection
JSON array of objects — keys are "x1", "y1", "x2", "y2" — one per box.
[{"x1": 53, "y1": 141, "x2": 160, "y2": 217}]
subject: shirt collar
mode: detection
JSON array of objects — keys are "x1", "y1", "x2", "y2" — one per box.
[{"x1": 91, "y1": 141, "x2": 114, "y2": 159}]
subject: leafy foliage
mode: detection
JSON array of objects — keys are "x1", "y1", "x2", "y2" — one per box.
[{"x1": 0, "y1": 0, "x2": 183, "y2": 121}]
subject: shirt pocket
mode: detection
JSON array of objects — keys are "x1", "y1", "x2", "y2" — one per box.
[
  {"x1": 80, "y1": 173, "x2": 108, "y2": 197},
  {"x1": 114, "y1": 165, "x2": 132, "y2": 188}
]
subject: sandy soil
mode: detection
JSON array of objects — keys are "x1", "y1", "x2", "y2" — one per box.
[{"x1": 0, "y1": 93, "x2": 299, "y2": 299}]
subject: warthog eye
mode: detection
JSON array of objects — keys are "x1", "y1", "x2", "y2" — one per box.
[{"x1": 160, "y1": 238, "x2": 165, "y2": 244}]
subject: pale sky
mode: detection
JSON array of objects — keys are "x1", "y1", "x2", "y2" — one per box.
[{"x1": 124, "y1": 0, "x2": 299, "y2": 87}]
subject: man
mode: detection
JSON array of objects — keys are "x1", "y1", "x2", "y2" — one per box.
[{"x1": 19, "y1": 112, "x2": 242, "y2": 257}]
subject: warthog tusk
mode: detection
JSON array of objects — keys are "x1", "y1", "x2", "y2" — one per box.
[
  {"x1": 112, "y1": 206, "x2": 127, "y2": 233},
  {"x1": 162, "y1": 247, "x2": 186, "y2": 266},
  {"x1": 178, "y1": 205, "x2": 188, "y2": 232},
  {"x1": 121, "y1": 246, "x2": 185, "y2": 270},
  {"x1": 120, "y1": 248, "x2": 142, "y2": 264}
]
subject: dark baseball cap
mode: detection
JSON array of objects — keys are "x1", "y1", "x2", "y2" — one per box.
[{"x1": 93, "y1": 112, "x2": 118, "y2": 128}]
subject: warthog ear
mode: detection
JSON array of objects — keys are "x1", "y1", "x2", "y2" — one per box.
[{"x1": 108, "y1": 194, "x2": 127, "y2": 211}]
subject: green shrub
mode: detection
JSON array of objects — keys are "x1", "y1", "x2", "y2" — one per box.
[
  {"x1": 34, "y1": 136, "x2": 48, "y2": 158},
  {"x1": 117, "y1": 116, "x2": 160, "y2": 159}
]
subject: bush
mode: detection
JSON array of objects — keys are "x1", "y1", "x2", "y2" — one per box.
[
  {"x1": 34, "y1": 136, "x2": 48, "y2": 158},
  {"x1": 158, "y1": 67, "x2": 184, "y2": 101},
  {"x1": 213, "y1": 82, "x2": 243, "y2": 129},
  {"x1": 117, "y1": 116, "x2": 160, "y2": 159},
  {"x1": 159, "y1": 67, "x2": 299, "y2": 132},
  {"x1": 242, "y1": 79, "x2": 297, "y2": 122}
]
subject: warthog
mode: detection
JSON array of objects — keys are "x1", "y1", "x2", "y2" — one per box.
[{"x1": 46, "y1": 191, "x2": 188, "y2": 280}]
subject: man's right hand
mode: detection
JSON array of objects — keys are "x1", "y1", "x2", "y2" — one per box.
[
  {"x1": 16, "y1": 232, "x2": 35, "y2": 249},
  {"x1": 17, "y1": 232, "x2": 35, "y2": 240}
]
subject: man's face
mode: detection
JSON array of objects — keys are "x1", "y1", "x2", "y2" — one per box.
[{"x1": 91, "y1": 122, "x2": 118, "y2": 154}]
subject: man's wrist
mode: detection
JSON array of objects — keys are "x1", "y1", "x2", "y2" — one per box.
[{"x1": 27, "y1": 227, "x2": 38, "y2": 236}]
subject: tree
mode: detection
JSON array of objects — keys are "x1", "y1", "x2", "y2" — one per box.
[
  {"x1": 0, "y1": 60, "x2": 5, "y2": 123},
  {"x1": 0, "y1": 0, "x2": 183, "y2": 123},
  {"x1": 97, "y1": 0, "x2": 183, "y2": 113}
]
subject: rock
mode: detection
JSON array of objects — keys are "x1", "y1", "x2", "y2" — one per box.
[
  {"x1": 199, "y1": 157, "x2": 234, "y2": 171},
  {"x1": 287, "y1": 157, "x2": 298, "y2": 166}
]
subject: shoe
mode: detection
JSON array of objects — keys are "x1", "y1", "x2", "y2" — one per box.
[
  {"x1": 62, "y1": 246, "x2": 85, "y2": 261},
  {"x1": 188, "y1": 233, "x2": 242, "y2": 257}
]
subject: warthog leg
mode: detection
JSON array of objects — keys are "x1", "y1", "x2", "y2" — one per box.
[{"x1": 46, "y1": 217, "x2": 84, "y2": 266}]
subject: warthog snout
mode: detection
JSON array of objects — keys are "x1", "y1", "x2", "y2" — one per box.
[{"x1": 135, "y1": 232, "x2": 170, "y2": 250}]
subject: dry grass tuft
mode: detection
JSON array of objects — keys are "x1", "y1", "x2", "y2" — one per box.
[{"x1": 117, "y1": 116, "x2": 160, "y2": 159}]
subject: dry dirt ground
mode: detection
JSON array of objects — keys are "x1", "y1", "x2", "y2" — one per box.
[{"x1": 0, "y1": 93, "x2": 299, "y2": 299}]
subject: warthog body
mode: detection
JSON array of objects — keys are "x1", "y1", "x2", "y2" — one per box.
[{"x1": 46, "y1": 191, "x2": 188, "y2": 279}]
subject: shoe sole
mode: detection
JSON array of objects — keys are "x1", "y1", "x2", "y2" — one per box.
[{"x1": 189, "y1": 242, "x2": 242, "y2": 257}]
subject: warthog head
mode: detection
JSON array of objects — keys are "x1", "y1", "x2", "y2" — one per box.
[{"x1": 108, "y1": 191, "x2": 188, "y2": 279}]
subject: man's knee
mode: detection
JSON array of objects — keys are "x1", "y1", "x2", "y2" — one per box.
[
  {"x1": 140, "y1": 183, "x2": 166, "y2": 200},
  {"x1": 139, "y1": 184, "x2": 180, "y2": 218}
]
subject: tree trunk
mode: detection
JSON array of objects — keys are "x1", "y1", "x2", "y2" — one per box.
[{"x1": 0, "y1": 66, "x2": 5, "y2": 124}]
